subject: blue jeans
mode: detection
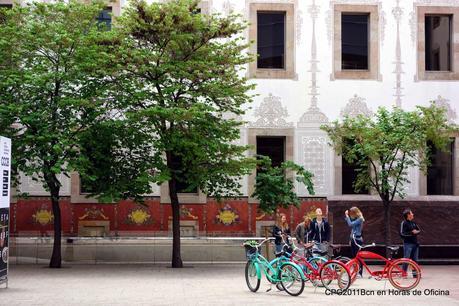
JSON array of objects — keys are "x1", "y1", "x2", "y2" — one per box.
[
  {"x1": 403, "y1": 242, "x2": 419, "y2": 274},
  {"x1": 275, "y1": 244, "x2": 283, "y2": 255}
]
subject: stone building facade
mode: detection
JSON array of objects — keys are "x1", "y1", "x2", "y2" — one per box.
[{"x1": 5, "y1": 0, "x2": 459, "y2": 250}]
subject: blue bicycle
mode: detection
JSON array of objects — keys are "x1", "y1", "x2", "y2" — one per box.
[{"x1": 243, "y1": 238, "x2": 306, "y2": 296}]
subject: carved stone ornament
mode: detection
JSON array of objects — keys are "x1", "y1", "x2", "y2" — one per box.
[
  {"x1": 340, "y1": 95, "x2": 373, "y2": 118},
  {"x1": 223, "y1": 0, "x2": 234, "y2": 16},
  {"x1": 249, "y1": 94, "x2": 293, "y2": 128},
  {"x1": 298, "y1": 106, "x2": 329, "y2": 127},
  {"x1": 433, "y1": 96, "x2": 457, "y2": 124}
]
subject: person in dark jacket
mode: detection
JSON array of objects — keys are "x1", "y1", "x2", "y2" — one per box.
[
  {"x1": 272, "y1": 213, "x2": 290, "y2": 254},
  {"x1": 311, "y1": 208, "x2": 330, "y2": 255},
  {"x1": 295, "y1": 216, "x2": 312, "y2": 255},
  {"x1": 400, "y1": 208, "x2": 421, "y2": 272}
]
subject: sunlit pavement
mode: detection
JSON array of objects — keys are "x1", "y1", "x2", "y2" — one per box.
[{"x1": 1, "y1": 264, "x2": 458, "y2": 305}]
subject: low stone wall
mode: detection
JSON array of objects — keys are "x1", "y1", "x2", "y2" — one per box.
[{"x1": 9, "y1": 237, "x2": 276, "y2": 264}]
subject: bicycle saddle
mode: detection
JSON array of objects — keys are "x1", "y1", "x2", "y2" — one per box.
[{"x1": 386, "y1": 245, "x2": 400, "y2": 252}]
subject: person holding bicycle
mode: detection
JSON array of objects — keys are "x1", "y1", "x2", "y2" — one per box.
[
  {"x1": 311, "y1": 208, "x2": 330, "y2": 256},
  {"x1": 272, "y1": 213, "x2": 290, "y2": 255},
  {"x1": 345, "y1": 207, "x2": 365, "y2": 277},
  {"x1": 400, "y1": 208, "x2": 420, "y2": 275}
]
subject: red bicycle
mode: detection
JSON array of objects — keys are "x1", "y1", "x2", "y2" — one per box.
[
  {"x1": 347, "y1": 235, "x2": 421, "y2": 291},
  {"x1": 287, "y1": 238, "x2": 351, "y2": 291}
]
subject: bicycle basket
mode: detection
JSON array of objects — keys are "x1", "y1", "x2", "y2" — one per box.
[{"x1": 243, "y1": 241, "x2": 258, "y2": 259}]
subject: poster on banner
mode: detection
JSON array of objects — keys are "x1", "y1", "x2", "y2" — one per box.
[{"x1": 0, "y1": 136, "x2": 11, "y2": 285}]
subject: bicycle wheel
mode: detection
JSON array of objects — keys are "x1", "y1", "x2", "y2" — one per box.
[
  {"x1": 279, "y1": 262, "x2": 305, "y2": 296},
  {"x1": 388, "y1": 259, "x2": 421, "y2": 291},
  {"x1": 308, "y1": 256, "x2": 327, "y2": 287},
  {"x1": 320, "y1": 261, "x2": 351, "y2": 290},
  {"x1": 245, "y1": 260, "x2": 260, "y2": 292}
]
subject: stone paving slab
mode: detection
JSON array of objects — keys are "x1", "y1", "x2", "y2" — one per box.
[{"x1": 0, "y1": 264, "x2": 458, "y2": 305}]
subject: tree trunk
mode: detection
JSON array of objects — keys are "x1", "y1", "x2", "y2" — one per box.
[
  {"x1": 169, "y1": 176, "x2": 183, "y2": 268},
  {"x1": 49, "y1": 190, "x2": 62, "y2": 268},
  {"x1": 383, "y1": 200, "x2": 391, "y2": 258}
]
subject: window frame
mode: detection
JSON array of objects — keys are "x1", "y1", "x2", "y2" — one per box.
[
  {"x1": 426, "y1": 138, "x2": 455, "y2": 196},
  {"x1": 416, "y1": 6, "x2": 459, "y2": 81},
  {"x1": 332, "y1": 4, "x2": 380, "y2": 81},
  {"x1": 248, "y1": 2, "x2": 296, "y2": 80}
]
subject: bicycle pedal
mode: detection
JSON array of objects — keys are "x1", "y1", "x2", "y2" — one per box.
[{"x1": 266, "y1": 287, "x2": 272, "y2": 292}]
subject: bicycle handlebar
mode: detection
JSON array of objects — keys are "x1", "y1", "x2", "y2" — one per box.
[
  {"x1": 352, "y1": 234, "x2": 375, "y2": 249},
  {"x1": 255, "y1": 237, "x2": 275, "y2": 248}
]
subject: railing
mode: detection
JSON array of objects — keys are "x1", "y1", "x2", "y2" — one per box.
[{"x1": 8, "y1": 236, "x2": 275, "y2": 264}]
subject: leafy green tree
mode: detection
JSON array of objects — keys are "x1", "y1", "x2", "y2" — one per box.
[
  {"x1": 0, "y1": 1, "x2": 117, "y2": 268},
  {"x1": 88, "y1": 0, "x2": 256, "y2": 268},
  {"x1": 252, "y1": 156, "x2": 315, "y2": 215},
  {"x1": 322, "y1": 104, "x2": 456, "y2": 250}
]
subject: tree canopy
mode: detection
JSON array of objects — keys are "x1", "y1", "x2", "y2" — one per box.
[
  {"x1": 0, "y1": 0, "x2": 118, "y2": 267},
  {"x1": 322, "y1": 103, "x2": 457, "y2": 247}
]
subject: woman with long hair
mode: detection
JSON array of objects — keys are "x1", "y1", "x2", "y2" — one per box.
[
  {"x1": 345, "y1": 207, "x2": 365, "y2": 277},
  {"x1": 273, "y1": 213, "x2": 290, "y2": 254}
]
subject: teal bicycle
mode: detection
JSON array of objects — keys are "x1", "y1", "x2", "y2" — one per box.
[{"x1": 243, "y1": 238, "x2": 306, "y2": 296}]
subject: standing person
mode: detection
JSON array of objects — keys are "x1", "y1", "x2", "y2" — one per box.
[
  {"x1": 345, "y1": 207, "x2": 365, "y2": 277},
  {"x1": 400, "y1": 208, "x2": 420, "y2": 275},
  {"x1": 311, "y1": 208, "x2": 330, "y2": 255},
  {"x1": 294, "y1": 216, "x2": 312, "y2": 253},
  {"x1": 272, "y1": 213, "x2": 290, "y2": 254}
]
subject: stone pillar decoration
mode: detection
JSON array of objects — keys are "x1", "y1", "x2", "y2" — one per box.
[
  {"x1": 296, "y1": 0, "x2": 332, "y2": 197},
  {"x1": 392, "y1": 0, "x2": 404, "y2": 108}
]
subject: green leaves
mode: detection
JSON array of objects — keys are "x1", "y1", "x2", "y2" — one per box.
[
  {"x1": 322, "y1": 103, "x2": 457, "y2": 204},
  {"x1": 0, "y1": 0, "x2": 118, "y2": 193},
  {"x1": 252, "y1": 156, "x2": 315, "y2": 215},
  {"x1": 84, "y1": 0, "x2": 256, "y2": 203}
]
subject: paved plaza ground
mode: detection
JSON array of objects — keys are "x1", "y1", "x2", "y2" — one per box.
[{"x1": 0, "y1": 264, "x2": 458, "y2": 305}]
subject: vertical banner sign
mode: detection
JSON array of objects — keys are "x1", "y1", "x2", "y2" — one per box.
[{"x1": 0, "y1": 137, "x2": 11, "y2": 285}]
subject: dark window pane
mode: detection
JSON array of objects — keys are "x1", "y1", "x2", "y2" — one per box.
[
  {"x1": 341, "y1": 14, "x2": 369, "y2": 70},
  {"x1": 257, "y1": 12, "x2": 285, "y2": 69},
  {"x1": 425, "y1": 15, "x2": 451, "y2": 71},
  {"x1": 256, "y1": 137, "x2": 285, "y2": 171},
  {"x1": 97, "y1": 8, "x2": 112, "y2": 31},
  {"x1": 170, "y1": 154, "x2": 198, "y2": 193},
  {"x1": 0, "y1": 4, "x2": 12, "y2": 8},
  {"x1": 342, "y1": 156, "x2": 369, "y2": 195},
  {"x1": 427, "y1": 139, "x2": 454, "y2": 195}
]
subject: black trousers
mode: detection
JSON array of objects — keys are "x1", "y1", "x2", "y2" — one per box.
[{"x1": 350, "y1": 237, "x2": 363, "y2": 276}]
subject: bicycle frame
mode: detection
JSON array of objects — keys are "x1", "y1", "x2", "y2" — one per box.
[
  {"x1": 289, "y1": 249, "x2": 327, "y2": 280},
  {"x1": 252, "y1": 253, "x2": 289, "y2": 283},
  {"x1": 247, "y1": 237, "x2": 306, "y2": 283},
  {"x1": 348, "y1": 235, "x2": 418, "y2": 281},
  {"x1": 351, "y1": 250, "x2": 393, "y2": 279}
]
